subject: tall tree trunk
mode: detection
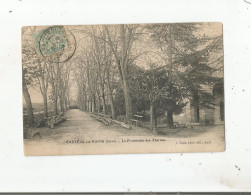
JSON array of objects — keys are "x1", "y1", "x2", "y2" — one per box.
[
  {"x1": 52, "y1": 87, "x2": 58, "y2": 115},
  {"x1": 40, "y1": 80, "x2": 48, "y2": 117},
  {"x1": 65, "y1": 95, "x2": 69, "y2": 110},
  {"x1": 64, "y1": 98, "x2": 68, "y2": 110},
  {"x1": 167, "y1": 24, "x2": 173, "y2": 82},
  {"x1": 89, "y1": 99, "x2": 91, "y2": 112},
  {"x1": 92, "y1": 98, "x2": 95, "y2": 112},
  {"x1": 23, "y1": 82, "x2": 34, "y2": 125},
  {"x1": 96, "y1": 91, "x2": 101, "y2": 113},
  {"x1": 166, "y1": 24, "x2": 174, "y2": 128},
  {"x1": 92, "y1": 94, "x2": 96, "y2": 112},
  {"x1": 123, "y1": 80, "x2": 133, "y2": 122},
  {"x1": 192, "y1": 90, "x2": 200, "y2": 123},
  {"x1": 43, "y1": 93, "x2": 48, "y2": 117},
  {"x1": 167, "y1": 110, "x2": 174, "y2": 128},
  {"x1": 101, "y1": 94, "x2": 107, "y2": 114},
  {"x1": 87, "y1": 99, "x2": 90, "y2": 111},
  {"x1": 54, "y1": 97, "x2": 58, "y2": 115},
  {"x1": 105, "y1": 25, "x2": 134, "y2": 123},
  {"x1": 109, "y1": 95, "x2": 115, "y2": 119},
  {"x1": 52, "y1": 61, "x2": 60, "y2": 116},
  {"x1": 107, "y1": 70, "x2": 115, "y2": 119},
  {"x1": 150, "y1": 101, "x2": 154, "y2": 131},
  {"x1": 120, "y1": 25, "x2": 133, "y2": 122},
  {"x1": 153, "y1": 101, "x2": 158, "y2": 129},
  {"x1": 59, "y1": 96, "x2": 64, "y2": 113},
  {"x1": 83, "y1": 92, "x2": 87, "y2": 110},
  {"x1": 39, "y1": 61, "x2": 49, "y2": 118},
  {"x1": 154, "y1": 118, "x2": 158, "y2": 129},
  {"x1": 118, "y1": 60, "x2": 133, "y2": 121},
  {"x1": 101, "y1": 90, "x2": 106, "y2": 114},
  {"x1": 51, "y1": 81, "x2": 58, "y2": 115}
]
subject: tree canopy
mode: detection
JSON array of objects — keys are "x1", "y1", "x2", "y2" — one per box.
[{"x1": 22, "y1": 23, "x2": 223, "y2": 130}]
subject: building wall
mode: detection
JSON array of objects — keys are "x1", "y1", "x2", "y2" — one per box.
[
  {"x1": 183, "y1": 103, "x2": 215, "y2": 126},
  {"x1": 213, "y1": 82, "x2": 224, "y2": 125},
  {"x1": 214, "y1": 93, "x2": 224, "y2": 125},
  {"x1": 181, "y1": 83, "x2": 224, "y2": 126},
  {"x1": 199, "y1": 108, "x2": 215, "y2": 125}
]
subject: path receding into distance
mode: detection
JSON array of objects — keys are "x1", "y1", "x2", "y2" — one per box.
[
  {"x1": 25, "y1": 109, "x2": 224, "y2": 145},
  {"x1": 26, "y1": 109, "x2": 153, "y2": 144}
]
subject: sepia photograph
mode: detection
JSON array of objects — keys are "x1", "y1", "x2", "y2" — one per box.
[{"x1": 22, "y1": 23, "x2": 224, "y2": 156}]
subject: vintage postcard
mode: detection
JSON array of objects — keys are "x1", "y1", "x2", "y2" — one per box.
[{"x1": 22, "y1": 23, "x2": 224, "y2": 156}]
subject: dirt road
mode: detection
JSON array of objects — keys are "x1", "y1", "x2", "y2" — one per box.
[
  {"x1": 24, "y1": 109, "x2": 225, "y2": 155},
  {"x1": 25, "y1": 109, "x2": 154, "y2": 144}
]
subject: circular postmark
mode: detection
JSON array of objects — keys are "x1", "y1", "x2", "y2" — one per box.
[{"x1": 38, "y1": 26, "x2": 76, "y2": 63}]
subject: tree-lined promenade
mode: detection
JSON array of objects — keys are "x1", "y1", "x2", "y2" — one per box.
[{"x1": 22, "y1": 23, "x2": 223, "y2": 132}]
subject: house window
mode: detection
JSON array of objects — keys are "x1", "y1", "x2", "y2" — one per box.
[{"x1": 220, "y1": 101, "x2": 224, "y2": 121}]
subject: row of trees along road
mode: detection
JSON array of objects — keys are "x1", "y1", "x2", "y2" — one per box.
[
  {"x1": 73, "y1": 23, "x2": 223, "y2": 131},
  {"x1": 22, "y1": 27, "x2": 72, "y2": 125},
  {"x1": 22, "y1": 24, "x2": 223, "y2": 131}
]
